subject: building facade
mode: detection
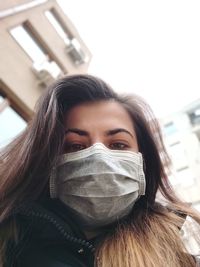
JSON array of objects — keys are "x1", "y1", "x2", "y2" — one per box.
[
  {"x1": 0, "y1": 0, "x2": 91, "y2": 146},
  {"x1": 160, "y1": 99, "x2": 200, "y2": 211},
  {"x1": 160, "y1": 100, "x2": 200, "y2": 255}
]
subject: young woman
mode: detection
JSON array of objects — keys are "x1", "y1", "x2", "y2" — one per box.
[{"x1": 0, "y1": 74, "x2": 200, "y2": 267}]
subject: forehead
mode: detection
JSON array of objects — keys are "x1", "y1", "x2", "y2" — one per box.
[{"x1": 64, "y1": 100, "x2": 135, "y2": 131}]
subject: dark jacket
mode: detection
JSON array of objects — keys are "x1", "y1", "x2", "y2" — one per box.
[
  {"x1": 1, "y1": 200, "x2": 200, "y2": 267},
  {"x1": 1, "y1": 199, "x2": 96, "y2": 267}
]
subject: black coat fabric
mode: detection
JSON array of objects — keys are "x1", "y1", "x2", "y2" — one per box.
[
  {"x1": 1, "y1": 199, "x2": 96, "y2": 267},
  {"x1": 1, "y1": 199, "x2": 200, "y2": 267}
]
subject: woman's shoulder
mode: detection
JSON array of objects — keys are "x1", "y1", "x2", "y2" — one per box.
[{"x1": 0, "y1": 199, "x2": 95, "y2": 267}]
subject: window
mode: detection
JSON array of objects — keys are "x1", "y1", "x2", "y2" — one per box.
[
  {"x1": 0, "y1": 94, "x2": 27, "y2": 148},
  {"x1": 10, "y1": 23, "x2": 47, "y2": 63},
  {"x1": 45, "y1": 9, "x2": 88, "y2": 65},
  {"x1": 188, "y1": 107, "x2": 200, "y2": 126},
  {"x1": 10, "y1": 22, "x2": 63, "y2": 83},
  {"x1": 163, "y1": 122, "x2": 177, "y2": 135},
  {"x1": 45, "y1": 9, "x2": 72, "y2": 46}
]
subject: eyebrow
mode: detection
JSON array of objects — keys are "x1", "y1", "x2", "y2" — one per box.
[
  {"x1": 106, "y1": 128, "x2": 134, "y2": 138},
  {"x1": 65, "y1": 128, "x2": 134, "y2": 138},
  {"x1": 65, "y1": 128, "x2": 88, "y2": 136}
]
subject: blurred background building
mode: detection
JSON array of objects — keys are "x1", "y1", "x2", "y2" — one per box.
[
  {"x1": 0, "y1": 0, "x2": 199, "y2": 257},
  {"x1": 161, "y1": 99, "x2": 200, "y2": 212},
  {"x1": 160, "y1": 100, "x2": 200, "y2": 255},
  {"x1": 0, "y1": 0, "x2": 91, "y2": 147}
]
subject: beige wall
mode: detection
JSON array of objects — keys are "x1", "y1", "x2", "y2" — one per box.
[
  {"x1": 0, "y1": 0, "x2": 32, "y2": 10},
  {"x1": 0, "y1": 0, "x2": 92, "y2": 119}
]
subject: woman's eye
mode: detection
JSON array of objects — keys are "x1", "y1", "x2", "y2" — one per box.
[
  {"x1": 109, "y1": 142, "x2": 128, "y2": 150},
  {"x1": 64, "y1": 143, "x2": 86, "y2": 153}
]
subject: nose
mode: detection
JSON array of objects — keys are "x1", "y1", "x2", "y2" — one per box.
[{"x1": 89, "y1": 135, "x2": 105, "y2": 147}]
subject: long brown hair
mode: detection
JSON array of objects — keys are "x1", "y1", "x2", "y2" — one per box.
[{"x1": 0, "y1": 74, "x2": 200, "y2": 266}]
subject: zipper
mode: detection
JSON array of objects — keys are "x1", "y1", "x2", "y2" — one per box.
[{"x1": 20, "y1": 206, "x2": 95, "y2": 254}]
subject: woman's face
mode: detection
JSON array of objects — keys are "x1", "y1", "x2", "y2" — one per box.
[{"x1": 63, "y1": 100, "x2": 138, "y2": 153}]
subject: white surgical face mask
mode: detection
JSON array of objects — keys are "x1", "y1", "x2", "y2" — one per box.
[{"x1": 50, "y1": 143, "x2": 146, "y2": 229}]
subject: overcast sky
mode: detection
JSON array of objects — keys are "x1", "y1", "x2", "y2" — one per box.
[{"x1": 57, "y1": 0, "x2": 200, "y2": 118}]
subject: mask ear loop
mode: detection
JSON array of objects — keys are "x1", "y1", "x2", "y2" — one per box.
[
  {"x1": 49, "y1": 166, "x2": 57, "y2": 198},
  {"x1": 138, "y1": 153, "x2": 146, "y2": 196}
]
